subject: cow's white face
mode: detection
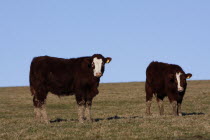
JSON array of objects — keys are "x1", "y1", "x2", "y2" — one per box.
[
  {"x1": 92, "y1": 57, "x2": 103, "y2": 77},
  {"x1": 176, "y1": 72, "x2": 184, "y2": 92}
]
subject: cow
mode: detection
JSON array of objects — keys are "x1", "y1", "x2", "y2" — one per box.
[
  {"x1": 29, "y1": 54, "x2": 112, "y2": 123},
  {"x1": 145, "y1": 61, "x2": 192, "y2": 116}
]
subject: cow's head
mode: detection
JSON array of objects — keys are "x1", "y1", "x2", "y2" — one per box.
[
  {"x1": 89, "y1": 54, "x2": 112, "y2": 78},
  {"x1": 169, "y1": 72, "x2": 192, "y2": 92}
]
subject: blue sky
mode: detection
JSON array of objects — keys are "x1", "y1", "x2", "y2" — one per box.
[{"x1": 0, "y1": 0, "x2": 209, "y2": 87}]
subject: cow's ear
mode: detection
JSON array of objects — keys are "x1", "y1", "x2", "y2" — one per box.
[
  {"x1": 185, "y1": 73, "x2": 192, "y2": 79},
  {"x1": 105, "y1": 57, "x2": 112, "y2": 63}
]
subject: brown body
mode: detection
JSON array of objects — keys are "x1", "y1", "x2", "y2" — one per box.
[
  {"x1": 145, "y1": 61, "x2": 192, "y2": 116},
  {"x1": 29, "y1": 54, "x2": 111, "y2": 123}
]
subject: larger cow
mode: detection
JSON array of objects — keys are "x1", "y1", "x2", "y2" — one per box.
[
  {"x1": 29, "y1": 54, "x2": 112, "y2": 123},
  {"x1": 145, "y1": 61, "x2": 192, "y2": 116}
]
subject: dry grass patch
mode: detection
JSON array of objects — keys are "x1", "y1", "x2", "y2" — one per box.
[{"x1": 0, "y1": 81, "x2": 210, "y2": 139}]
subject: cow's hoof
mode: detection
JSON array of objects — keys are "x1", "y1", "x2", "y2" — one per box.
[
  {"x1": 42, "y1": 119, "x2": 49, "y2": 124},
  {"x1": 87, "y1": 119, "x2": 93, "y2": 123},
  {"x1": 146, "y1": 113, "x2": 152, "y2": 116},
  {"x1": 78, "y1": 119, "x2": 85, "y2": 123}
]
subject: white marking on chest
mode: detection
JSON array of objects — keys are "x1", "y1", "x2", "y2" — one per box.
[
  {"x1": 93, "y1": 58, "x2": 103, "y2": 76},
  {"x1": 176, "y1": 72, "x2": 183, "y2": 92}
]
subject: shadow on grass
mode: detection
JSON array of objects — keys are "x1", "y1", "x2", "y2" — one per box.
[
  {"x1": 50, "y1": 118, "x2": 70, "y2": 123},
  {"x1": 50, "y1": 115, "x2": 143, "y2": 123},
  {"x1": 49, "y1": 112, "x2": 205, "y2": 123},
  {"x1": 94, "y1": 115, "x2": 143, "y2": 122},
  {"x1": 181, "y1": 112, "x2": 205, "y2": 116},
  {"x1": 175, "y1": 135, "x2": 208, "y2": 140}
]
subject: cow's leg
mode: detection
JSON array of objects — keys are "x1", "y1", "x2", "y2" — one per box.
[
  {"x1": 171, "y1": 101, "x2": 178, "y2": 116},
  {"x1": 33, "y1": 96, "x2": 41, "y2": 121},
  {"x1": 85, "y1": 99, "x2": 93, "y2": 122},
  {"x1": 156, "y1": 97, "x2": 164, "y2": 115},
  {"x1": 33, "y1": 91, "x2": 48, "y2": 123},
  {"x1": 177, "y1": 103, "x2": 182, "y2": 116},
  {"x1": 76, "y1": 95, "x2": 85, "y2": 123},
  {"x1": 31, "y1": 87, "x2": 40, "y2": 121},
  {"x1": 177, "y1": 99, "x2": 183, "y2": 116},
  {"x1": 169, "y1": 99, "x2": 178, "y2": 116},
  {"x1": 145, "y1": 84, "x2": 153, "y2": 116},
  {"x1": 168, "y1": 94, "x2": 178, "y2": 116},
  {"x1": 40, "y1": 103, "x2": 48, "y2": 123},
  {"x1": 85, "y1": 87, "x2": 98, "y2": 122}
]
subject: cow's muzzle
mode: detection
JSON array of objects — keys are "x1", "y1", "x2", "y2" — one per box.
[
  {"x1": 178, "y1": 87, "x2": 184, "y2": 92},
  {"x1": 95, "y1": 72, "x2": 102, "y2": 78}
]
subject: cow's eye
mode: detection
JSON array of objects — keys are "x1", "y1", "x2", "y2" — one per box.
[{"x1": 170, "y1": 77, "x2": 175, "y2": 82}]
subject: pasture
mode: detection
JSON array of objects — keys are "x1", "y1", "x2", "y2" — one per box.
[{"x1": 0, "y1": 80, "x2": 210, "y2": 139}]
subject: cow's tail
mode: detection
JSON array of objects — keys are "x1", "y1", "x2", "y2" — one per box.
[
  {"x1": 29, "y1": 58, "x2": 36, "y2": 96},
  {"x1": 30, "y1": 86, "x2": 36, "y2": 96}
]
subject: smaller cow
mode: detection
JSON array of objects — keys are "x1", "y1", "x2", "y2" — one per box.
[
  {"x1": 145, "y1": 61, "x2": 192, "y2": 116},
  {"x1": 29, "y1": 54, "x2": 112, "y2": 123}
]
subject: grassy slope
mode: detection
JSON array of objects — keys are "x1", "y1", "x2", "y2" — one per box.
[{"x1": 0, "y1": 81, "x2": 210, "y2": 140}]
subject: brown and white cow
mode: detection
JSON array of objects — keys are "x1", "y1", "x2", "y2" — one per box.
[
  {"x1": 29, "y1": 54, "x2": 112, "y2": 123},
  {"x1": 145, "y1": 61, "x2": 192, "y2": 116}
]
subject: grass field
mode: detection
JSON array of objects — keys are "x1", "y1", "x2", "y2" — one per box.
[{"x1": 0, "y1": 80, "x2": 210, "y2": 140}]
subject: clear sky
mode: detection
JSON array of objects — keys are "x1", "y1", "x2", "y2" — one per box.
[{"x1": 0, "y1": 0, "x2": 209, "y2": 87}]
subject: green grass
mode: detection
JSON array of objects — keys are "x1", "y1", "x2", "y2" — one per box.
[{"x1": 0, "y1": 81, "x2": 210, "y2": 139}]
